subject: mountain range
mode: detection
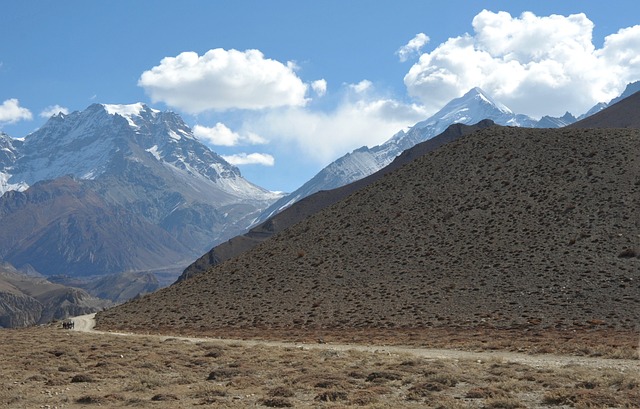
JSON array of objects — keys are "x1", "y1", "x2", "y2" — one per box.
[
  {"x1": 255, "y1": 83, "x2": 640, "y2": 225},
  {"x1": 0, "y1": 103, "x2": 281, "y2": 288},
  {"x1": 1, "y1": 83, "x2": 638, "y2": 327},
  {"x1": 96, "y1": 95, "x2": 640, "y2": 334},
  {"x1": 179, "y1": 84, "x2": 640, "y2": 280},
  {"x1": 254, "y1": 87, "x2": 577, "y2": 225}
]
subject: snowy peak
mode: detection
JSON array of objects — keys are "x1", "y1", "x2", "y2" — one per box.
[
  {"x1": 413, "y1": 87, "x2": 525, "y2": 131},
  {"x1": 468, "y1": 87, "x2": 513, "y2": 114},
  {"x1": 1, "y1": 103, "x2": 278, "y2": 202}
]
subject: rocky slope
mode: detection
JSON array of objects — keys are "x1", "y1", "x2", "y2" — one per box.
[
  {"x1": 179, "y1": 119, "x2": 496, "y2": 281},
  {"x1": 0, "y1": 264, "x2": 110, "y2": 328},
  {"x1": 96, "y1": 123, "x2": 640, "y2": 333}
]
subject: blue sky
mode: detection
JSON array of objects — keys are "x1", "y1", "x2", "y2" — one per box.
[{"x1": 1, "y1": 1, "x2": 639, "y2": 192}]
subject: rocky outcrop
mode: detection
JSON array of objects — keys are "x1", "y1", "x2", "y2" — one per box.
[
  {"x1": 0, "y1": 292, "x2": 43, "y2": 328},
  {"x1": 0, "y1": 265, "x2": 110, "y2": 328}
]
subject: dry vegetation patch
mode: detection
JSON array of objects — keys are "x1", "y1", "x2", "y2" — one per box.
[{"x1": 1, "y1": 325, "x2": 638, "y2": 408}]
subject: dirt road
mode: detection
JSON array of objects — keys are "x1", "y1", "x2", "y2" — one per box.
[{"x1": 72, "y1": 313, "x2": 638, "y2": 371}]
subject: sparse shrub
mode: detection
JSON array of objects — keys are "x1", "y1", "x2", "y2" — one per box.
[
  {"x1": 406, "y1": 382, "x2": 438, "y2": 400},
  {"x1": 366, "y1": 371, "x2": 402, "y2": 382},
  {"x1": 268, "y1": 386, "x2": 294, "y2": 397},
  {"x1": 260, "y1": 397, "x2": 294, "y2": 407},
  {"x1": 71, "y1": 374, "x2": 93, "y2": 383},
  {"x1": 151, "y1": 393, "x2": 178, "y2": 401},
  {"x1": 205, "y1": 348, "x2": 224, "y2": 358},
  {"x1": 466, "y1": 386, "x2": 505, "y2": 399},
  {"x1": 483, "y1": 397, "x2": 526, "y2": 408},
  {"x1": 207, "y1": 368, "x2": 240, "y2": 380},
  {"x1": 349, "y1": 390, "x2": 378, "y2": 405},
  {"x1": 75, "y1": 395, "x2": 102, "y2": 404},
  {"x1": 315, "y1": 390, "x2": 348, "y2": 402}
]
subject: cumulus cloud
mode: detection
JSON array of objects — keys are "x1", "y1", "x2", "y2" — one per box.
[
  {"x1": 404, "y1": 10, "x2": 640, "y2": 118},
  {"x1": 0, "y1": 99, "x2": 33, "y2": 124},
  {"x1": 397, "y1": 33, "x2": 430, "y2": 62},
  {"x1": 249, "y1": 82, "x2": 429, "y2": 164},
  {"x1": 39, "y1": 105, "x2": 69, "y2": 118},
  {"x1": 193, "y1": 123, "x2": 266, "y2": 147},
  {"x1": 222, "y1": 152, "x2": 275, "y2": 166},
  {"x1": 311, "y1": 79, "x2": 327, "y2": 96},
  {"x1": 138, "y1": 48, "x2": 309, "y2": 113}
]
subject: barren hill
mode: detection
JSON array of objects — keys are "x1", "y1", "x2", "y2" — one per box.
[
  {"x1": 179, "y1": 120, "x2": 496, "y2": 282},
  {"x1": 97, "y1": 125, "x2": 639, "y2": 334}
]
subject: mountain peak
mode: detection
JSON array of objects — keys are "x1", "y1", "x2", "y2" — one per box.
[
  {"x1": 464, "y1": 87, "x2": 513, "y2": 114},
  {"x1": 102, "y1": 102, "x2": 158, "y2": 118}
]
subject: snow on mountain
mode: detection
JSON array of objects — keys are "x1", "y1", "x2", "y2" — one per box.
[
  {"x1": 254, "y1": 87, "x2": 569, "y2": 224},
  {"x1": 1, "y1": 103, "x2": 280, "y2": 204}
]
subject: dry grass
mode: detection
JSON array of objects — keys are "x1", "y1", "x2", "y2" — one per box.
[{"x1": 1, "y1": 325, "x2": 638, "y2": 408}]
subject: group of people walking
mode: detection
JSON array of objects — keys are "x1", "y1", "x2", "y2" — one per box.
[{"x1": 62, "y1": 320, "x2": 75, "y2": 329}]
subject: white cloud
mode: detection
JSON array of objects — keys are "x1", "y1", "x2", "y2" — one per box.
[
  {"x1": 311, "y1": 79, "x2": 327, "y2": 96},
  {"x1": 404, "y1": 10, "x2": 640, "y2": 118},
  {"x1": 249, "y1": 82, "x2": 429, "y2": 164},
  {"x1": 222, "y1": 152, "x2": 275, "y2": 166},
  {"x1": 0, "y1": 99, "x2": 32, "y2": 124},
  {"x1": 138, "y1": 48, "x2": 309, "y2": 113},
  {"x1": 193, "y1": 123, "x2": 266, "y2": 147},
  {"x1": 349, "y1": 80, "x2": 373, "y2": 94},
  {"x1": 397, "y1": 33, "x2": 430, "y2": 62},
  {"x1": 39, "y1": 105, "x2": 69, "y2": 118}
]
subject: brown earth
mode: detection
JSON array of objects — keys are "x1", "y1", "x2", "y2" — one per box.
[
  {"x1": 97, "y1": 125, "x2": 640, "y2": 342},
  {"x1": 0, "y1": 323, "x2": 638, "y2": 408}
]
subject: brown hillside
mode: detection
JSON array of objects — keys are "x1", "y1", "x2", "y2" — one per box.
[
  {"x1": 97, "y1": 126, "x2": 640, "y2": 335},
  {"x1": 179, "y1": 120, "x2": 496, "y2": 282}
]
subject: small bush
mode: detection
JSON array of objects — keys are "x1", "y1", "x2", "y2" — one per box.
[
  {"x1": 366, "y1": 371, "x2": 402, "y2": 382},
  {"x1": 268, "y1": 386, "x2": 295, "y2": 397},
  {"x1": 151, "y1": 393, "x2": 178, "y2": 401},
  {"x1": 315, "y1": 390, "x2": 348, "y2": 402},
  {"x1": 483, "y1": 397, "x2": 525, "y2": 408},
  {"x1": 71, "y1": 374, "x2": 93, "y2": 383},
  {"x1": 207, "y1": 368, "x2": 240, "y2": 380},
  {"x1": 260, "y1": 397, "x2": 294, "y2": 407},
  {"x1": 75, "y1": 395, "x2": 102, "y2": 404}
]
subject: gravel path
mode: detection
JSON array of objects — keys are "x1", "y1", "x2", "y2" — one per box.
[{"x1": 72, "y1": 313, "x2": 639, "y2": 372}]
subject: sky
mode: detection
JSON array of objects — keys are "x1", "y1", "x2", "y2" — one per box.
[{"x1": 1, "y1": 1, "x2": 639, "y2": 192}]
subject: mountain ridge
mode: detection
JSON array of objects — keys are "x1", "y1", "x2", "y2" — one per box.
[
  {"x1": 255, "y1": 87, "x2": 575, "y2": 225},
  {"x1": 0, "y1": 103, "x2": 282, "y2": 282}
]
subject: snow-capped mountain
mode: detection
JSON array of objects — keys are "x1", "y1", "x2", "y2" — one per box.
[
  {"x1": 0, "y1": 103, "x2": 282, "y2": 280},
  {"x1": 578, "y1": 81, "x2": 640, "y2": 119},
  {"x1": 4, "y1": 103, "x2": 279, "y2": 202},
  {"x1": 255, "y1": 87, "x2": 570, "y2": 224}
]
